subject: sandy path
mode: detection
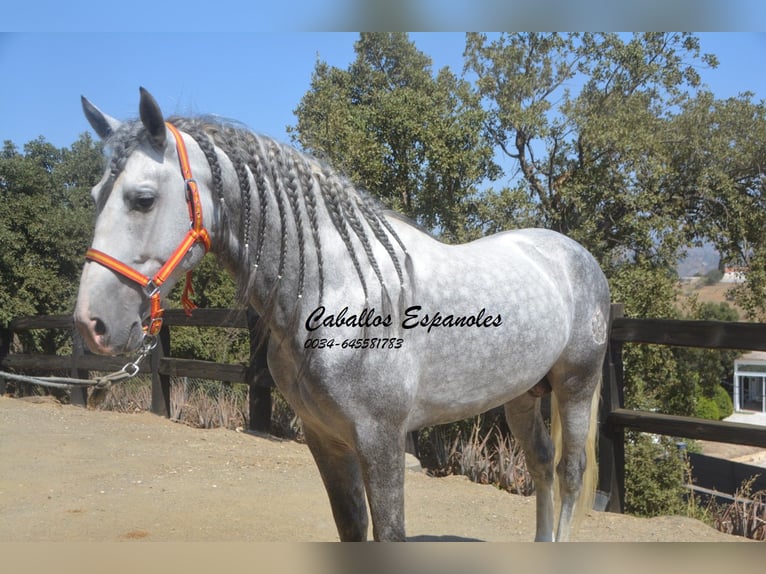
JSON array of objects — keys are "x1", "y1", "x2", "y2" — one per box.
[{"x1": 0, "y1": 396, "x2": 745, "y2": 543}]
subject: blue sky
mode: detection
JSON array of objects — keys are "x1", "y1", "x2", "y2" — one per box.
[{"x1": 1, "y1": 32, "x2": 765, "y2": 152}]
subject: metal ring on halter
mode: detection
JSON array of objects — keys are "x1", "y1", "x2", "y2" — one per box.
[
  {"x1": 141, "y1": 335, "x2": 159, "y2": 352},
  {"x1": 144, "y1": 279, "x2": 161, "y2": 298}
]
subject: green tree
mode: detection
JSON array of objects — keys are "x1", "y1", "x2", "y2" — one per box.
[
  {"x1": 463, "y1": 33, "x2": 719, "y2": 293},
  {"x1": 664, "y1": 92, "x2": 766, "y2": 319},
  {"x1": 0, "y1": 134, "x2": 100, "y2": 352},
  {"x1": 624, "y1": 434, "x2": 689, "y2": 517},
  {"x1": 289, "y1": 32, "x2": 498, "y2": 242}
]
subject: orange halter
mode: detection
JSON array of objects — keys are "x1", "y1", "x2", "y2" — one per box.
[{"x1": 85, "y1": 123, "x2": 212, "y2": 336}]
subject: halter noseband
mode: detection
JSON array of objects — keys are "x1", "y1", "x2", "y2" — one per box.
[{"x1": 85, "y1": 123, "x2": 212, "y2": 336}]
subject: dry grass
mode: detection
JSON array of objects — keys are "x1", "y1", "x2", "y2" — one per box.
[
  {"x1": 96, "y1": 377, "x2": 298, "y2": 438},
  {"x1": 711, "y1": 478, "x2": 766, "y2": 541},
  {"x1": 676, "y1": 280, "x2": 746, "y2": 318},
  {"x1": 420, "y1": 417, "x2": 534, "y2": 496}
]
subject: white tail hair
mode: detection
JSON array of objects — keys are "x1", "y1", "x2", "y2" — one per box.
[{"x1": 550, "y1": 376, "x2": 601, "y2": 529}]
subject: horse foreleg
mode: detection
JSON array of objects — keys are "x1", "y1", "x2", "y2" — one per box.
[
  {"x1": 304, "y1": 424, "x2": 369, "y2": 541},
  {"x1": 505, "y1": 392, "x2": 556, "y2": 542},
  {"x1": 355, "y1": 423, "x2": 407, "y2": 541}
]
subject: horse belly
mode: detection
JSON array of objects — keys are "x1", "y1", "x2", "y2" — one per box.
[{"x1": 406, "y1": 313, "x2": 567, "y2": 429}]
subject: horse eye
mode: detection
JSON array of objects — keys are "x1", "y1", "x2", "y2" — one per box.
[{"x1": 133, "y1": 195, "x2": 156, "y2": 212}]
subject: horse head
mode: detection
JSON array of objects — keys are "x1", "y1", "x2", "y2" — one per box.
[{"x1": 74, "y1": 88, "x2": 214, "y2": 355}]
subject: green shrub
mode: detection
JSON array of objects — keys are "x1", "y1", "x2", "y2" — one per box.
[
  {"x1": 694, "y1": 395, "x2": 720, "y2": 420},
  {"x1": 704, "y1": 268, "x2": 724, "y2": 285},
  {"x1": 694, "y1": 385, "x2": 733, "y2": 421},
  {"x1": 625, "y1": 433, "x2": 689, "y2": 517},
  {"x1": 712, "y1": 385, "x2": 734, "y2": 419}
]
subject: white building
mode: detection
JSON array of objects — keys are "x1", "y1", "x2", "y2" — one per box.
[
  {"x1": 733, "y1": 351, "x2": 766, "y2": 413},
  {"x1": 721, "y1": 266, "x2": 748, "y2": 284}
]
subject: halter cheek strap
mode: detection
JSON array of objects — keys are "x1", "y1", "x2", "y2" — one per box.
[{"x1": 85, "y1": 122, "x2": 212, "y2": 336}]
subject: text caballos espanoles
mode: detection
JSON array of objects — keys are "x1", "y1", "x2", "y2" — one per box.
[{"x1": 304, "y1": 305, "x2": 503, "y2": 334}]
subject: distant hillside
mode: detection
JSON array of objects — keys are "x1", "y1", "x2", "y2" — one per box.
[
  {"x1": 676, "y1": 243, "x2": 720, "y2": 278},
  {"x1": 676, "y1": 279, "x2": 745, "y2": 319}
]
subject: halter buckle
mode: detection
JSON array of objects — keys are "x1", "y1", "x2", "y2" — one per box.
[
  {"x1": 145, "y1": 316, "x2": 164, "y2": 336},
  {"x1": 185, "y1": 178, "x2": 198, "y2": 197}
]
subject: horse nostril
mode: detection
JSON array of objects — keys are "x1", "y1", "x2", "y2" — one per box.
[{"x1": 93, "y1": 318, "x2": 107, "y2": 336}]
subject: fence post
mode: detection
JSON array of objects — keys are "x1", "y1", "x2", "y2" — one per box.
[
  {"x1": 70, "y1": 330, "x2": 88, "y2": 407},
  {"x1": 0, "y1": 326, "x2": 10, "y2": 396},
  {"x1": 246, "y1": 308, "x2": 273, "y2": 433},
  {"x1": 598, "y1": 303, "x2": 626, "y2": 513},
  {"x1": 150, "y1": 324, "x2": 171, "y2": 418}
]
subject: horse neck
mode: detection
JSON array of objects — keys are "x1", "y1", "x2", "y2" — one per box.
[{"x1": 209, "y1": 133, "x2": 411, "y2": 339}]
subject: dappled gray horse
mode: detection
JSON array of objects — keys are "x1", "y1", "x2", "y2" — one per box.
[{"x1": 74, "y1": 88, "x2": 610, "y2": 542}]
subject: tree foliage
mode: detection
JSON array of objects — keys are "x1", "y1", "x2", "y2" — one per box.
[
  {"x1": 464, "y1": 33, "x2": 722, "y2": 307},
  {"x1": 168, "y1": 256, "x2": 248, "y2": 364},
  {"x1": 625, "y1": 433, "x2": 689, "y2": 517},
  {"x1": 667, "y1": 92, "x2": 766, "y2": 319},
  {"x1": 290, "y1": 32, "x2": 498, "y2": 242},
  {"x1": 0, "y1": 135, "x2": 100, "y2": 352},
  {"x1": 674, "y1": 301, "x2": 740, "y2": 419}
]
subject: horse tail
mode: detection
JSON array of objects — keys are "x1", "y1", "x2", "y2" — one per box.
[{"x1": 550, "y1": 375, "x2": 601, "y2": 528}]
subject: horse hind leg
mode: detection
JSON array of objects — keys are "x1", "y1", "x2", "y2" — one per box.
[
  {"x1": 549, "y1": 369, "x2": 601, "y2": 542},
  {"x1": 303, "y1": 424, "x2": 369, "y2": 541},
  {"x1": 504, "y1": 391, "x2": 556, "y2": 542}
]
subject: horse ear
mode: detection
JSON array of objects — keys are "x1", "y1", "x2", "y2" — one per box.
[
  {"x1": 138, "y1": 87, "x2": 166, "y2": 151},
  {"x1": 81, "y1": 96, "x2": 121, "y2": 140}
]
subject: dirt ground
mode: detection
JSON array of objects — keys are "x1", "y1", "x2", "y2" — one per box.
[{"x1": 0, "y1": 396, "x2": 749, "y2": 543}]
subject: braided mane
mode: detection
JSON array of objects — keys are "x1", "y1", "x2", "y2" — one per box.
[{"x1": 102, "y1": 116, "x2": 410, "y2": 307}]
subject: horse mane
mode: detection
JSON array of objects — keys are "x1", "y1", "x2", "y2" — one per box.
[{"x1": 102, "y1": 116, "x2": 411, "y2": 309}]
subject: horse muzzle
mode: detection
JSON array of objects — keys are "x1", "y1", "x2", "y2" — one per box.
[
  {"x1": 74, "y1": 308, "x2": 145, "y2": 356},
  {"x1": 74, "y1": 268, "x2": 147, "y2": 356}
]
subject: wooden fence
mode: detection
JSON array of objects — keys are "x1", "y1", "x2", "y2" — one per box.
[
  {"x1": 598, "y1": 303, "x2": 766, "y2": 512},
  {"x1": 3, "y1": 303, "x2": 766, "y2": 514},
  {"x1": 0, "y1": 308, "x2": 274, "y2": 432}
]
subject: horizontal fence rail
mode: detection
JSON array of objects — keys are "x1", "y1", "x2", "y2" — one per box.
[{"x1": 611, "y1": 316, "x2": 766, "y2": 351}]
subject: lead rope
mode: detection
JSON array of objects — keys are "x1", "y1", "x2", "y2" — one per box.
[{"x1": 0, "y1": 336, "x2": 158, "y2": 408}]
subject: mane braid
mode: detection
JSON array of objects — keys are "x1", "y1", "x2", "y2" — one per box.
[
  {"x1": 355, "y1": 196, "x2": 405, "y2": 287},
  {"x1": 107, "y1": 121, "x2": 145, "y2": 176},
  {"x1": 339, "y1": 182, "x2": 387, "y2": 290},
  {"x1": 276, "y1": 144, "x2": 308, "y2": 299},
  {"x1": 299, "y1": 164, "x2": 324, "y2": 300},
  {"x1": 228, "y1": 139, "x2": 255, "y2": 265},
  {"x1": 262, "y1": 139, "x2": 289, "y2": 280},
  {"x1": 373, "y1": 207, "x2": 410, "y2": 256},
  {"x1": 91, "y1": 121, "x2": 149, "y2": 211},
  {"x1": 242, "y1": 133, "x2": 270, "y2": 272},
  {"x1": 319, "y1": 168, "x2": 370, "y2": 302}
]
